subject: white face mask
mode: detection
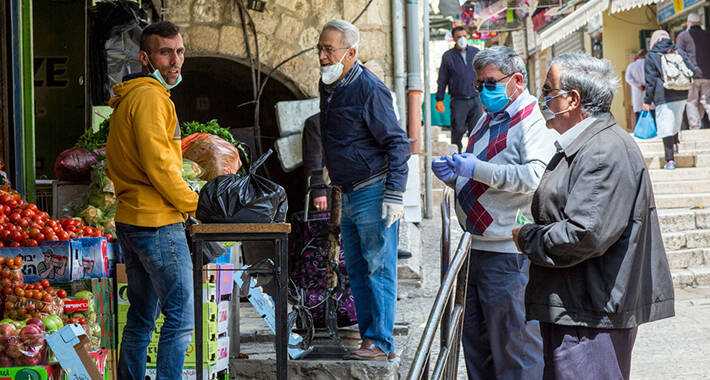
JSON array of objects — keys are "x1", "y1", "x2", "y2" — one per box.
[
  {"x1": 145, "y1": 54, "x2": 182, "y2": 90},
  {"x1": 541, "y1": 91, "x2": 572, "y2": 121},
  {"x1": 456, "y1": 36, "x2": 468, "y2": 50},
  {"x1": 320, "y1": 48, "x2": 350, "y2": 85}
]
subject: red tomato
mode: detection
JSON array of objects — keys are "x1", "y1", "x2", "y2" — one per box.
[
  {"x1": 21, "y1": 209, "x2": 34, "y2": 218},
  {"x1": 18, "y1": 218, "x2": 29, "y2": 228},
  {"x1": 8, "y1": 242, "x2": 20, "y2": 248},
  {"x1": 40, "y1": 279, "x2": 49, "y2": 289},
  {"x1": 57, "y1": 231, "x2": 70, "y2": 241},
  {"x1": 12, "y1": 231, "x2": 24, "y2": 243},
  {"x1": 9, "y1": 213, "x2": 21, "y2": 223},
  {"x1": 56, "y1": 289, "x2": 67, "y2": 298}
]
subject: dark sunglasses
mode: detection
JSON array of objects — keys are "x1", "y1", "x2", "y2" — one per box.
[{"x1": 475, "y1": 73, "x2": 514, "y2": 92}]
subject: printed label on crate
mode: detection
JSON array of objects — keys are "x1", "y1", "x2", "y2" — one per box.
[
  {"x1": 79, "y1": 237, "x2": 109, "y2": 279},
  {"x1": 217, "y1": 301, "x2": 230, "y2": 334},
  {"x1": 0, "y1": 365, "x2": 62, "y2": 380},
  {"x1": 0, "y1": 241, "x2": 83, "y2": 283},
  {"x1": 64, "y1": 298, "x2": 90, "y2": 314}
]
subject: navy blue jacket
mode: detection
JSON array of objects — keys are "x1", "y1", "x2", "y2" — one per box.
[
  {"x1": 319, "y1": 65, "x2": 410, "y2": 194},
  {"x1": 436, "y1": 46, "x2": 480, "y2": 101}
]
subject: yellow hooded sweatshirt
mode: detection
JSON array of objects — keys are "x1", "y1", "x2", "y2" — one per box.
[{"x1": 106, "y1": 76, "x2": 198, "y2": 227}]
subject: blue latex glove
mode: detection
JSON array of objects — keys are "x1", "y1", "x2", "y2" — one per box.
[
  {"x1": 451, "y1": 153, "x2": 478, "y2": 178},
  {"x1": 432, "y1": 156, "x2": 457, "y2": 183}
]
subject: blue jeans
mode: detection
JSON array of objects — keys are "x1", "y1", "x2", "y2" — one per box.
[
  {"x1": 340, "y1": 180, "x2": 399, "y2": 354},
  {"x1": 117, "y1": 223, "x2": 194, "y2": 380},
  {"x1": 462, "y1": 249, "x2": 544, "y2": 380}
]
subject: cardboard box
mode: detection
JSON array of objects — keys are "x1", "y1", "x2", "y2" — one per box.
[
  {"x1": 78, "y1": 237, "x2": 109, "y2": 279},
  {"x1": 1, "y1": 240, "x2": 83, "y2": 283},
  {"x1": 216, "y1": 264, "x2": 234, "y2": 302},
  {"x1": 216, "y1": 301, "x2": 230, "y2": 335},
  {"x1": 45, "y1": 324, "x2": 102, "y2": 380},
  {"x1": 0, "y1": 366, "x2": 62, "y2": 380},
  {"x1": 214, "y1": 334, "x2": 230, "y2": 373}
]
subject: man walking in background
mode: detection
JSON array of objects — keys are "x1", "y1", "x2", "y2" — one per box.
[
  {"x1": 677, "y1": 12, "x2": 710, "y2": 129},
  {"x1": 625, "y1": 49, "x2": 648, "y2": 124},
  {"x1": 435, "y1": 26, "x2": 483, "y2": 152}
]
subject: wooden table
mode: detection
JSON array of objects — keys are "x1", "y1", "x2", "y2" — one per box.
[{"x1": 189, "y1": 223, "x2": 291, "y2": 380}]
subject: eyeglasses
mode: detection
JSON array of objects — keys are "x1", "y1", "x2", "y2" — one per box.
[
  {"x1": 315, "y1": 45, "x2": 349, "y2": 56},
  {"x1": 475, "y1": 73, "x2": 514, "y2": 92},
  {"x1": 540, "y1": 87, "x2": 566, "y2": 98}
]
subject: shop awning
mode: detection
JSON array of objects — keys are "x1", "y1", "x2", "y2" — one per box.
[
  {"x1": 537, "y1": 0, "x2": 610, "y2": 51},
  {"x1": 610, "y1": 0, "x2": 662, "y2": 13}
]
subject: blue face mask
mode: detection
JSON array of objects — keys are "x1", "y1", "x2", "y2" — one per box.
[
  {"x1": 480, "y1": 77, "x2": 513, "y2": 114},
  {"x1": 146, "y1": 56, "x2": 182, "y2": 90}
]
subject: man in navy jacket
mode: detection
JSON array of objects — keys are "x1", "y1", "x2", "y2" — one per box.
[
  {"x1": 317, "y1": 19, "x2": 410, "y2": 361},
  {"x1": 436, "y1": 26, "x2": 483, "y2": 152}
]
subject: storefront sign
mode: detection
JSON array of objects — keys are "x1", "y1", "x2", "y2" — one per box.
[{"x1": 657, "y1": 0, "x2": 703, "y2": 23}]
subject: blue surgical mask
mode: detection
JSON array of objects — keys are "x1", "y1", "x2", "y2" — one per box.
[
  {"x1": 146, "y1": 56, "x2": 182, "y2": 90},
  {"x1": 480, "y1": 77, "x2": 512, "y2": 114}
]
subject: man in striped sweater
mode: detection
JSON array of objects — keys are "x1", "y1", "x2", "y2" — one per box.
[{"x1": 432, "y1": 46, "x2": 557, "y2": 379}]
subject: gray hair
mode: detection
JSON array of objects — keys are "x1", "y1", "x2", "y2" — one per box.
[
  {"x1": 473, "y1": 46, "x2": 527, "y2": 82},
  {"x1": 322, "y1": 19, "x2": 360, "y2": 50},
  {"x1": 551, "y1": 53, "x2": 619, "y2": 116}
]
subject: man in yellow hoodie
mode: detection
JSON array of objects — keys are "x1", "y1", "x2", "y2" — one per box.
[{"x1": 105, "y1": 21, "x2": 198, "y2": 380}]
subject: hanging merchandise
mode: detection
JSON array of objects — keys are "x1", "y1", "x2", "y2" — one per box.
[
  {"x1": 89, "y1": 0, "x2": 148, "y2": 103},
  {"x1": 197, "y1": 149, "x2": 288, "y2": 224}
]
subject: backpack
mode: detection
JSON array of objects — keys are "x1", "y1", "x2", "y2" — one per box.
[{"x1": 661, "y1": 51, "x2": 694, "y2": 91}]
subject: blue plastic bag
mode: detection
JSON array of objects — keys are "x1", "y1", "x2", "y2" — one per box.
[{"x1": 634, "y1": 111, "x2": 657, "y2": 139}]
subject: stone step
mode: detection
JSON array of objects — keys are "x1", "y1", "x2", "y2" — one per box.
[
  {"x1": 666, "y1": 248, "x2": 710, "y2": 269},
  {"x1": 662, "y1": 229, "x2": 710, "y2": 251},
  {"x1": 672, "y1": 265, "x2": 710, "y2": 288},
  {"x1": 653, "y1": 180, "x2": 710, "y2": 194},
  {"x1": 638, "y1": 140, "x2": 710, "y2": 155},
  {"x1": 650, "y1": 167, "x2": 710, "y2": 182},
  {"x1": 634, "y1": 129, "x2": 710, "y2": 145},
  {"x1": 655, "y1": 193, "x2": 710, "y2": 209},
  {"x1": 657, "y1": 208, "x2": 710, "y2": 233},
  {"x1": 644, "y1": 155, "x2": 702, "y2": 169}
]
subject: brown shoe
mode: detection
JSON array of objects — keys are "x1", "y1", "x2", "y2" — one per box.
[{"x1": 350, "y1": 345, "x2": 388, "y2": 361}]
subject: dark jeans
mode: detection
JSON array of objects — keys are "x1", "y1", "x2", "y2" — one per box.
[
  {"x1": 451, "y1": 97, "x2": 483, "y2": 152},
  {"x1": 117, "y1": 222, "x2": 195, "y2": 380},
  {"x1": 462, "y1": 250, "x2": 544, "y2": 380},
  {"x1": 662, "y1": 133, "x2": 679, "y2": 162},
  {"x1": 540, "y1": 323, "x2": 638, "y2": 380}
]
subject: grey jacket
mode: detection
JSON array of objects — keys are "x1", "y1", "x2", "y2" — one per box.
[{"x1": 519, "y1": 114, "x2": 675, "y2": 329}]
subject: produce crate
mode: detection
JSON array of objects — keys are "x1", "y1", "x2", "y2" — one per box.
[
  {"x1": 0, "y1": 241, "x2": 83, "y2": 283},
  {"x1": 35, "y1": 180, "x2": 59, "y2": 218},
  {"x1": 68, "y1": 278, "x2": 116, "y2": 350},
  {"x1": 144, "y1": 367, "x2": 228, "y2": 380},
  {"x1": 0, "y1": 365, "x2": 62, "y2": 380}
]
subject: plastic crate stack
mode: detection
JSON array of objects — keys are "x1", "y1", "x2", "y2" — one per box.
[{"x1": 115, "y1": 258, "x2": 234, "y2": 380}]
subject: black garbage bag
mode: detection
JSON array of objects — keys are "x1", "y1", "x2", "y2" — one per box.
[{"x1": 197, "y1": 149, "x2": 288, "y2": 223}]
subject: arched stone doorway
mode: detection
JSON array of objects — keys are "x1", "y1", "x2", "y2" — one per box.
[{"x1": 172, "y1": 55, "x2": 311, "y2": 214}]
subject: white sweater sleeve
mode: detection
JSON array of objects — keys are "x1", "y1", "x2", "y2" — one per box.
[{"x1": 471, "y1": 115, "x2": 557, "y2": 194}]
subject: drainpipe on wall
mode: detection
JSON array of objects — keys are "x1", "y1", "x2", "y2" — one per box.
[
  {"x1": 392, "y1": 0, "x2": 407, "y2": 131},
  {"x1": 422, "y1": 0, "x2": 433, "y2": 219},
  {"x1": 406, "y1": 0, "x2": 423, "y2": 153}
]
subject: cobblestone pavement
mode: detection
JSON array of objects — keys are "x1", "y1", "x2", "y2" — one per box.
[{"x1": 397, "y1": 205, "x2": 710, "y2": 380}]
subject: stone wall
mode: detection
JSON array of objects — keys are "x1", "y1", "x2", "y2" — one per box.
[{"x1": 165, "y1": 0, "x2": 393, "y2": 97}]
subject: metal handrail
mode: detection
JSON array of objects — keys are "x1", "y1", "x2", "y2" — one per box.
[{"x1": 407, "y1": 189, "x2": 472, "y2": 380}]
